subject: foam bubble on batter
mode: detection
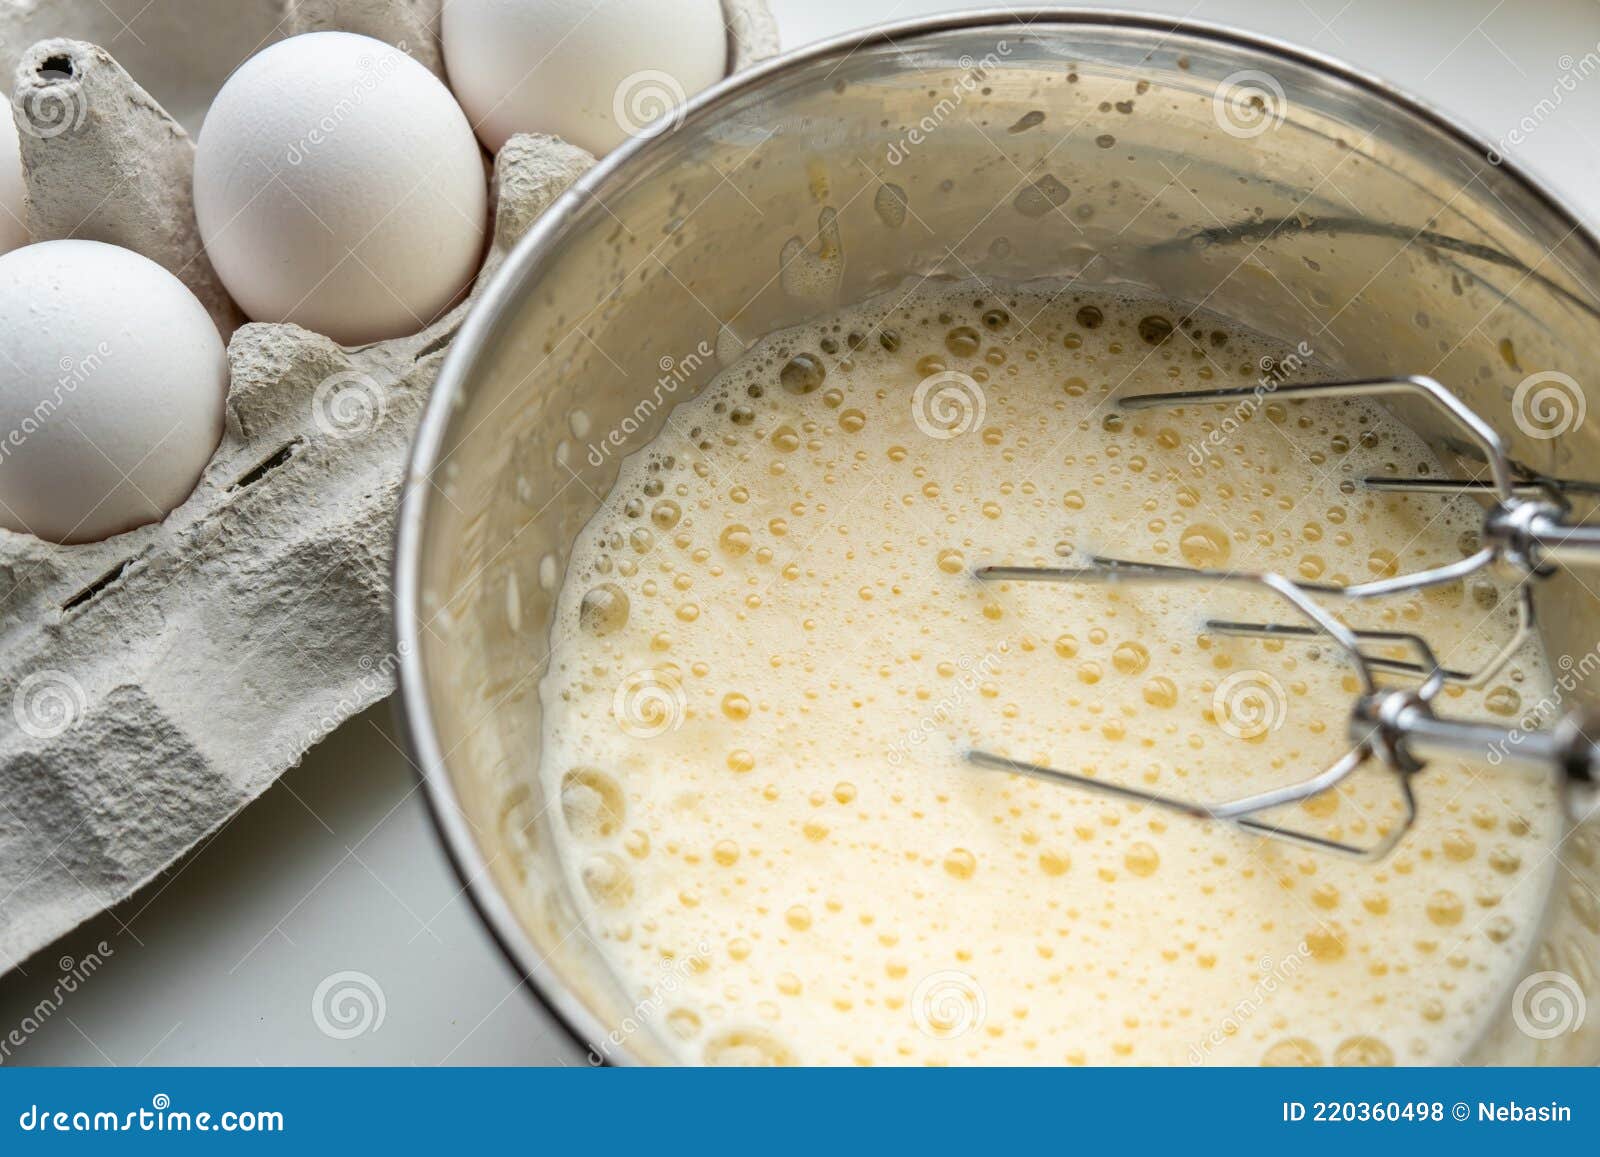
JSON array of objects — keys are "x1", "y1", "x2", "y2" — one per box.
[{"x1": 537, "y1": 281, "x2": 1562, "y2": 1066}]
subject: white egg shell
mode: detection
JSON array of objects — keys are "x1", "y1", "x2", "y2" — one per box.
[
  {"x1": 443, "y1": 0, "x2": 727, "y2": 155},
  {"x1": 194, "y1": 32, "x2": 488, "y2": 346},
  {"x1": 0, "y1": 112, "x2": 29, "y2": 255},
  {"x1": 0, "y1": 240, "x2": 227, "y2": 544}
]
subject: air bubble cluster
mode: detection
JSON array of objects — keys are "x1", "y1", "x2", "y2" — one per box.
[{"x1": 537, "y1": 280, "x2": 1562, "y2": 1066}]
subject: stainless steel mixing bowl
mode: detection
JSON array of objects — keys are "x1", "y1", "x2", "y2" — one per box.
[{"x1": 395, "y1": 9, "x2": 1600, "y2": 1065}]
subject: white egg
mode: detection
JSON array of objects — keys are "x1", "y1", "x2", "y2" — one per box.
[
  {"x1": 0, "y1": 112, "x2": 29, "y2": 255},
  {"x1": 442, "y1": 0, "x2": 726, "y2": 155},
  {"x1": 194, "y1": 32, "x2": 487, "y2": 346},
  {"x1": 0, "y1": 241, "x2": 228, "y2": 544}
]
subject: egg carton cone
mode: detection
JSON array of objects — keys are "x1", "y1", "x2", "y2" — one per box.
[{"x1": 0, "y1": 0, "x2": 777, "y2": 972}]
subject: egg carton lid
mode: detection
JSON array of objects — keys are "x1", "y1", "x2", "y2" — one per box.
[{"x1": 0, "y1": 0, "x2": 777, "y2": 973}]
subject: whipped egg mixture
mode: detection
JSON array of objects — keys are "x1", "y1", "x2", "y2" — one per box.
[{"x1": 538, "y1": 282, "x2": 1562, "y2": 1066}]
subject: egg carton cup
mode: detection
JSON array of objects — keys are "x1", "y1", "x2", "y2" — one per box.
[{"x1": 0, "y1": 0, "x2": 777, "y2": 971}]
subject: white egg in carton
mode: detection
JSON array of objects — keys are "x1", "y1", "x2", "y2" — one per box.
[{"x1": 0, "y1": 0, "x2": 777, "y2": 970}]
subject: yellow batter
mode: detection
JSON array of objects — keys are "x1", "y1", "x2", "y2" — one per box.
[{"x1": 539, "y1": 281, "x2": 1562, "y2": 1066}]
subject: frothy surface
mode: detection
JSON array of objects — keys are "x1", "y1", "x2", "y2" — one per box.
[{"x1": 537, "y1": 282, "x2": 1561, "y2": 1066}]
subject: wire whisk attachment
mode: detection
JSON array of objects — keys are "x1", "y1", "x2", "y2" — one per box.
[
  {"x1": 966, "y1": 373, "x2": 1600, "y2": 857},
  {"x1": 967, "y1": 560, "x2": 1600, "y2": 860}
]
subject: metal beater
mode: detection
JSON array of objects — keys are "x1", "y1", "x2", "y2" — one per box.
[{"x1": 967, "y1": 376, "x2": 1600, "y2": 859}]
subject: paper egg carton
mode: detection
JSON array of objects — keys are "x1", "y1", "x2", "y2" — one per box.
[{"x1": 0, "y1": 0, "x2": 778, "y2": 971}]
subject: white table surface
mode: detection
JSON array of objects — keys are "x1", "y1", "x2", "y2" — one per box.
[{"x1": 4, "y1": 0, "x2": 1599, "y2": 1066}]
